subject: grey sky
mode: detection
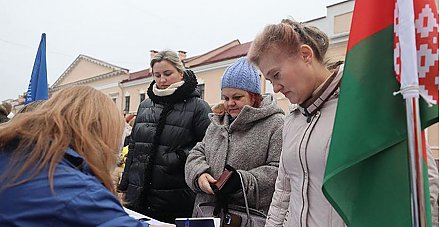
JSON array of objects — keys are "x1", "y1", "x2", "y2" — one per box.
[{"x1": 0, "y1": 0, "x2": 340, "y2": 101}]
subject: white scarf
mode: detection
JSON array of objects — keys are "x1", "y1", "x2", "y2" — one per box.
[{"x1": 153, "y1": 80, "x2": 185, "y2": 97}]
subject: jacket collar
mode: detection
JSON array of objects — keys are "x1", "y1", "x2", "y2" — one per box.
[
  {"x1": 209, "y1": 94, "x2": 284, "y2": 131},
  {"x1": 63, "y1": 148, "x2": 92, "y2": 175},
  {"x1": 298, "y1": 65, "x2": 343, "y2": 117},
  {"x1": 147, "y1": 69, "x2": 199, "y2": 105},
  {"x1": 152, "y1": 80, "x2": 185, "y2": 97}
]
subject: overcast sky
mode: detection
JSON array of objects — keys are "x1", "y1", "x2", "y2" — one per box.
[{"x1": 0, "y1": 0, "x2": 341, "y2": 101}]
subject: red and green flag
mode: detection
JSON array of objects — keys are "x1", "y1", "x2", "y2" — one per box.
[{"x1": 322, "y1": 0, "x2": 439, "y2": 226}]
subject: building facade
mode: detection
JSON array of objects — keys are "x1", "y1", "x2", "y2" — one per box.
[
  {"x1": 6, "y1": 0, "x2": 438, "y2": 163},
  {"x1": 49, "y1": 54, "x2": 130, "y2": 112}
]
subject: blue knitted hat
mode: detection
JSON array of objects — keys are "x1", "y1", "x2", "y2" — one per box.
[{"x1": 221, "y1": 57, "x2": 261, "y2": 94}]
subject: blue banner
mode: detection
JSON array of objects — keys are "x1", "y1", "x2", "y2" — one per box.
[{"x1": 25, "y1": 33, "x2": 48, "y2": 104}]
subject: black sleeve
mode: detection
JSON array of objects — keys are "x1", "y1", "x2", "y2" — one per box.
[{"x1": 192, "y1": 99, "x2": 212, "y2": 142}]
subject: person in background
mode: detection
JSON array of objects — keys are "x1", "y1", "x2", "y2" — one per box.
[
  {"x1": 247, "y1": 18, "x2": 438, "y2": 227},
  {"x1": 113, "y1": 114, "x2": 136, "y2": 190},
  {"x1": 119, "y1": 116, "x2": 136, "y2": 169},
  {"x1": 113, "y1": 115, "x2": 137, "y2": 194},
  {"x1": 118, "y1": 50, "x2": 212, "y2": 223},
  {"x1": 15, "y1": 100, "x2": 46, "y2": 114},
  {"x1": 0, "y1": 102, "x2": 12, "y2": 124},
  {"x1": 0, "y1": 86, "x2": 174, "y2": 227},
  {"x1": 185, "y1": 57, "x2": 284, "y2": 217},
  {"x1": 123, "y1": 114, "x2": 136, "y2": 147}
]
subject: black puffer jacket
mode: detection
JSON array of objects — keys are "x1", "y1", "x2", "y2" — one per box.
[{"x1": 118, "y1": 71, "x2": 211, "y2": 223}]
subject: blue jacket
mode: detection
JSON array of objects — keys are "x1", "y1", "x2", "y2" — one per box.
[{"x1": 0, "y1": 145, "x2": 149, "y2": 227}]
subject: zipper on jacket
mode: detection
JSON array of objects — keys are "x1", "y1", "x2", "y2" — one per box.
[{"x1": 298, "y1": 112, "x2": 320, "y2": 227}]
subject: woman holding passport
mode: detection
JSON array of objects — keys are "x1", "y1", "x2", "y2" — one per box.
[{"x1": 185, "y1": 57, "x2": 284, "y2": 220}]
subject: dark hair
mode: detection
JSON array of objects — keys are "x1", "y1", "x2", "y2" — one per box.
[
  {"x1": 248, "y1": 18, "x2": 329, "y2": 65},
  {"x1": 249, "y1": 92, "x2": 263, "y2": 108}
]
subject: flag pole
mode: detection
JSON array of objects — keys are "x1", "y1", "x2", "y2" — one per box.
[
  {"x1": 405, "y1": 97, "x2": 427, "y2": 227},
  {"x1": 396, "y1": 0, "x2": 432, "y2": 225}
]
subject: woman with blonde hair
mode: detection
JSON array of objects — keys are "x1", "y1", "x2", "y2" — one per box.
[
  {"x1": 248, "y1": 18, "x2": 438, "y2": 227},
  {"x1": 118, "y1": 50, "x2": 211, "y2": 223},
  {"x1": 0, "y1": 86, "x2": 164, "y2": 226},
  {"x1": 248, "y1": 19, "x2": 346, "y2": 226}
]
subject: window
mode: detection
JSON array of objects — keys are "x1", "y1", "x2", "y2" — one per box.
[
  {"x1": 124, "y1": 96, "x2": 130, "y2": 113},
  {"x1": 140, "y1": 93, "x2": 145, "y2": 103},
  {"x1": 197, "y1": 84, "x2": 205, "y2": 100},
  {"x1": 334, "y1": 12, "x2": 353, "y2": 34}
]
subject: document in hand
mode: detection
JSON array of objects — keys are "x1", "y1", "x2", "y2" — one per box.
[{"x1": 175, "y1": 217, "x2": 220, "y2": 227}]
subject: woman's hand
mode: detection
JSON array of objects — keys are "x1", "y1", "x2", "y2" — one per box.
[{"x1": 197, "y1": 173, "x2": 217, "y2": 195}]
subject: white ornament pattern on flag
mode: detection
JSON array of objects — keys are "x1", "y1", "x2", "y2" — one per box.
[
  {"x1": 394, "y1": 1, "x2": 439, "y2": 104},
  {"x1": 415, "y1": 5, "x2": 437, "y2": 38},
  {"x1": 417, "y1": 44, "x2": 437, "y2": 78},
  {"x1": 394, "y1": 2, "x2": 402, "y2": 82},
  {"x1": 415, "y1": 3, "x2": 438, "y2": 104}
]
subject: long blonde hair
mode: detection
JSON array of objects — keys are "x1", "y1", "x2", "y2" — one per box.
[{"x1": 0, "y1": 86, "x2": 124, "y2": 194}]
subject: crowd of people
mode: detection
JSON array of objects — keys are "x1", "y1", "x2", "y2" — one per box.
[{"x1": 0, "y1": 18, "x2": 438, "y2": 227}]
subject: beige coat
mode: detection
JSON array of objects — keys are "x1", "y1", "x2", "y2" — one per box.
[
  {"x1": 265, "y1": 68, "x2": 439, "y2": 227},
  {"x1": 266, "y1": 92, "x2": 344, "y2": 227}
]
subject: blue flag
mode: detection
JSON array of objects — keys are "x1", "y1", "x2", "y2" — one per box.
[{"x1": 25, "y1": 33, "x2": 48, "y2": 104}]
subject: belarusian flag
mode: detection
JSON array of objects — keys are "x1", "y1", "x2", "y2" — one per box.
[{"x1": 322, "y1": 0, "x2": 439, "y2": 226}]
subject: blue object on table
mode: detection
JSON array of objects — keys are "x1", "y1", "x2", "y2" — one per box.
[{"x1": 175, "y1": 218, "x2": 215, "y2": 227}]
